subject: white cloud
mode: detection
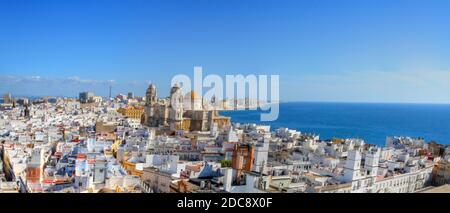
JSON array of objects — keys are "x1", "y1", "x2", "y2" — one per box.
[
  {"x1": 65, "y1": 76, "x2": 97, "y2": 84},
  {"x1": 30, "y1": 76, "x2": 42, "y2": 81},
  {"x1": 60, "y1": 76, "x2": 116, "y2": 85}
]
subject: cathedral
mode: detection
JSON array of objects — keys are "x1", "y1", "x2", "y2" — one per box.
[{"x1": 143, "y1": 83, "x2": 230, "y2": 132}]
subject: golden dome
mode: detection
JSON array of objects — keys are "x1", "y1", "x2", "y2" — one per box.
[{"x1": 186, "y1": 91, "x2": 201, "y2": 100}]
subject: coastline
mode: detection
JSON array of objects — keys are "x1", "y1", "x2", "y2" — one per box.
[{"x1": 221, "y1": 102, "x2": 450, "y2": 146}]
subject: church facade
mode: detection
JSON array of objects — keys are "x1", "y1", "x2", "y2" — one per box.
[{"x1": 143, "y1": 84, "x2": 230, "y2": 132}]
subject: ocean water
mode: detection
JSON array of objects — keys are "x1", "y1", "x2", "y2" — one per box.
[{"x1": 221, "y1": 102, "x2": 450, "y2": 146}]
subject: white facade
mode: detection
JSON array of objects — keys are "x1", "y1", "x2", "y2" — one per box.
[
  {"x1": 343, "y1": 150, "x2": 363, "y2": 182},
  {"x1": 253, "y1": 139, "x2": 269, "y2": 173}
]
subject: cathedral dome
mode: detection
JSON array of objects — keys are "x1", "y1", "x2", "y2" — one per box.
[
  {"x1": 185, "y1": 91, "x2": 201, "y2": 100},
  {"x1": 184, "y1": 91, "x2": 203, "y2": 110}
]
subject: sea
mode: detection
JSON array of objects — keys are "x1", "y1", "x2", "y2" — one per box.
[{"x1": 221, "y1": 102, "x2": 450, "y2": 146}]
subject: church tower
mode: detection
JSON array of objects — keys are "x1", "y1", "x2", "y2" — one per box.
[
  {"x1": 343, "y1": 150, "x2": 362, "y2": 182},
  {"x1": 364, "y1": 147, "x2": 380, "y2": 177},
  {"x1": 169, "y1": 83, "x2": 183, "y2": 131},
  {"x1": 145, "y1": 84, "x2": 157, "y2": 126},
  {"x1": 23, "y1": 104, "x2": 30, "y2": 118}
]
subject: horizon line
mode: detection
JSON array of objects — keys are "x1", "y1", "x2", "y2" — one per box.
[{"x1": 2, "y1": 94, "x2": 450, "y2": 105}]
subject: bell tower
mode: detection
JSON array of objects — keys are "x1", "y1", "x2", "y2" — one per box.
[
  {"x1": 145, "y1": 84, "x2": 157, "y2": 126},
  {"x1": 343, "y1": 150, "x2": 362, "y2": 182},
  {"x1": 169, "y1": 83, "x2": 183, "y2": 130},
  {"x1": 365, "y1": 147, "x2": 380, "y2": 177}
]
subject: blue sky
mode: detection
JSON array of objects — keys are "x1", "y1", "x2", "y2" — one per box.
[{"x1": 1, "y1": 0, "x2": 450, "y2": 103}]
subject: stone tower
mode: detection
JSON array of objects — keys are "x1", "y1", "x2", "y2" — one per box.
[
  {"x1": 169, "y1": 83, "x2": 183, "y2": 130},
  {"x1": 145, "y1": 84, "x2": 157, "y2": 126}
]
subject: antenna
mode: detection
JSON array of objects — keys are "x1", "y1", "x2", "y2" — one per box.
[{"x1": 109, "y1": 85, "x2": 112, "y2": 99}]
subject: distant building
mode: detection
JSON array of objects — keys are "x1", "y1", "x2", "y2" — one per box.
[
  {"x1": 16, "y1": 98, "x2": 29, "y2": 106},
  {"x1": 3, "y1": 93, "x2": 12, "y2": 104},
  {"x1": 91, "y1": 96, "x2": 102, "y2": 103},
  {"x1": 79, "y1": 92, "x2": 94, "y2": 103},
  {"x1": 116, "y1": 94, "x2": 127, "y2": 101},
  {"x1": 117, "y1": 106, "x2": 145, "y2": 120},
  {"x1": 127, "y1": 92, "x2": 134, "y2": 99}
]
